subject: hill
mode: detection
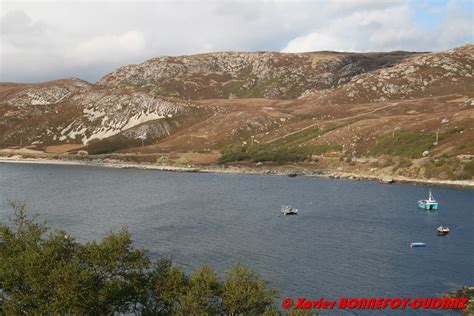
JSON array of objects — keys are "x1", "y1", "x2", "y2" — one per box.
[
  {"x1": 1, "y1": 45, "x2": 473, "y2": 181},
  {"x1": 97, "y1": 51, "x2": 415, "y2": 99}
]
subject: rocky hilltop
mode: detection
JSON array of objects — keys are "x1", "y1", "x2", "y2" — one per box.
[
  {"x1": 304, "y1": 45, "x2": 473, "y2": 104},
  {"x1": 1, "y1": 79, "x2": 92, "y2": 107},
  {"x1": 1, "y1": 45, "x2": 473, "y2": 181},
  {"x1": 98, "y1": 51, "x2": 415, "y2": 99}
]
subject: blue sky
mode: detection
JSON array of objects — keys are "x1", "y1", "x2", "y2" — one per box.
[
  {"x1": 1, "y1": 0, "x2": 472, "y2": 83},
  {"x1": 412, "y1": 2, "x2": 445, "y2": 28},
  {"x1": 412, "y1": 0, "x2": 471, "y2": 29}
]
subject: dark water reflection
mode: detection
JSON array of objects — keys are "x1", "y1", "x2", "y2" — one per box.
[{"x1": 1, "y1": 163, "x2": 473, "y2": 315}]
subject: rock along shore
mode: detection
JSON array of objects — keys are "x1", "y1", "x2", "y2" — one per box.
[{"x1": 1, "y1": 156, "x2": 473, "y2": 190}]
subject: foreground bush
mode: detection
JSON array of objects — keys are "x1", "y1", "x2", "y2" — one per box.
[{"x1": 0, "y1": 202, "x2": 278, "y2": 314}]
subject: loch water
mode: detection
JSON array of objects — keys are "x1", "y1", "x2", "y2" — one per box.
[{"x1": 1, "y1": 162, "x2": 473, "y2": 314}]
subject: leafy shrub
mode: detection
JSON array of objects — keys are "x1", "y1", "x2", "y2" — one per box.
[
  {"x1": 0, "y1": 203, "x2": 278, "y2": 314},
  {"x1": 392, "y1": 157, "x2": 413, "y2": 171},
  {"x1": 219, "y1": 144, "x2": 311, "y2": 164},
  {"x1": 222, "y1": 264, "x2": 278, "y2": 314},
  {"x1": 462, "y1": 159, "x2": 474, "y2": 179},
  {"x1": 219, "y1": 142, "x2": 341, "y2": 164},
  {"x1": 446, "y1": 127, "x2": 464, "y2": 135},
  {"x1": 458, "y1": 140, "x2": 474, "y2": 153},
  {"x1": 424, "y1": 157, "x2": 465, "y2": 180},
  {"x1": 86, "y1": 135, "x2": 141, "y2": 155},
  {"x1": 310, "y1": 144, "x2": 342, "y2": 155},
  {"x1": 370, "y1": 130, "x2": 436, "y2": 158}
]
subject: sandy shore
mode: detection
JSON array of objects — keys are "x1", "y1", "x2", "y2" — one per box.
[{"x1": 1, "y1": 156, "x2": 473, "y2": 190}]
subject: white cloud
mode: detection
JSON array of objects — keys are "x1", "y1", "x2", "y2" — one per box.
[
  {"x1": 283, "y1": 5, "x2": 417, "y2": 52},
  {"x1": 67, "y1": 31, "x2": 146, "y2": 66},
  {"x1": 282, "y1": 2, "x2": 472, "y2": 53},
  {"x1": 0, "y1": 0, "x2": 472, "y2": 83},
  {"x1": 283, "y1": 32, "x2": 355, "y2": 53}
]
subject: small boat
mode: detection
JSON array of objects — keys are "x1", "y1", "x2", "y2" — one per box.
[
  {"x1": 410, "y1": 242, "x2": 426, "y2": 247},
  {"x1": 280, "y1": 205, "x2": 298, "y2": 216},
  {"x1": 437, "y1": 226, "x2": 450, "y2": 235},
  {"x1": 417, "y1": 190, "x2": 439, "y2": 210}
]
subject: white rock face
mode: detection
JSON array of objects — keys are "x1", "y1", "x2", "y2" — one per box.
[
  {"x1": 1, "y1": 77, "x2": 213, "y2": 148},
  {"x1": 5, "y1": 79, "x2": 91, "y2": 107},
  {"x1": 59, "y1": 92, "x2": 195, "y2": 144}
]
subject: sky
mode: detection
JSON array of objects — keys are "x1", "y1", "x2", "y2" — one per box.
[{"x1": 0, "y1": 0, "x2": 472, "y2": 83}]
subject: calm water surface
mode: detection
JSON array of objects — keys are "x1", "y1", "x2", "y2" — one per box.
[{"x1": 1, "y1": 162, "x2": 473, "y2": 315}]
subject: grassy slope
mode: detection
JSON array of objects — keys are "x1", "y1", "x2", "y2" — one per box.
[{"x1": 1, "y1": 47, "x2": 473, "y2": 181}]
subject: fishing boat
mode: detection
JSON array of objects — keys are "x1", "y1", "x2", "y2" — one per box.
[
  {"x1": 280, "y1": 205, "x2": 298, "y2": 216},
  {"x1": 437, "y1": 226, "x2": 450, "y2": 235},
  {"x1": 410, "y1": 242, "x2": 426, "y2": 247},
  {"x1": 417, "y1": 190, "x2": 439, "y2": 210}
]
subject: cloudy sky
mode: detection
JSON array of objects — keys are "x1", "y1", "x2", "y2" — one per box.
[{"x1": 1, "y1": 0, "x2": 472, "y2": 83}]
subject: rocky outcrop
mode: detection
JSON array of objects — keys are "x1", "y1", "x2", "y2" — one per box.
[
  {"x1": 443, "y1": 286, "x2": 474, "y2": 315},
  {"x1": 304, "y1": 45, "x2": 474, "y2": 103},
  {"x1": 0, "y1": 82, "x2": 212, "y2": 149},
  {"x1": 64, "y1": 92, "x2": 199, "y2": 144},
  {"x1": 2, "y1": 79, "x2": 92, "y2": 107},
  {"x1": 97, "y1": 51, "x2": 414, "y2": 100}
]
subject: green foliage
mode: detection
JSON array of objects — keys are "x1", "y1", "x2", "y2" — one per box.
[
  {"x1": 424, "y1": 157, "x2": 467, "y2": 180},
  {"x1": 457, "y1": 139, "x2": 474, "y2": 154},
  {"x1": 0, "y1": 203, "x2": 279, "y2": 314},
  {"x1": 444, "y1": 287, "x2": 474, "y2": 315},
  {"x1": 219, "y1": 142, "x2": 341, "y2": 165},
  {"x1": 143, "y1": 259, "x2": 187, "y2": 314},
  {"x1": 310, "y1": 144, "x2": 342, "y2": 155},
  {"x1": 86, "y1": 135, "x2": 141, "y2": 155},
  {"x1": 223, "y1": 77, "x2": 305, "y2": 99},
  {"x1": 0, "y1": 202, "x2": 91, "y2": 314},
  {"x1": 0, "y1": 202, "x2": 149, "y2": 314},
  {"x1": 219, "y1": 144, "x2": 311, "y2": 164},
  {"x1": 287, "y1": 309, "x2": 319, "y2": 315},
  {"x1": 392, "y1": 157, "x2": 413, "y2": 171},
  {"x1": 219, "y1": 125, "x2": 343, "y2": 164},
  {"x1": 219, "y1": 144, "x2": 250, "y2": 163},
  {"x1": 462, "y1": 159, "x2": 474, "y2": 179},
  {"x1": 151, "y1": 82, "x2": 181, "y2": 97},
  {"x1": 447, "y1": 127, "x2": 464, "y2": 134},
  {"x1": 79, "y1": 228, "x2": 150, "y2": 314},
  {"x1": 370, "y1": 130, "x2": 436, "y2": 158},
  {"x1": 222, "y1": 264, "x2": 278, "y2": 315},
  {"x1": 272, "y1": 126, "x2": 324, "y2": 147},
  {"x1": 179, "y1": 266, "x2": 221, "y2": 315}
]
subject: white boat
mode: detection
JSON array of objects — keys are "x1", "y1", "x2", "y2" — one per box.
[
  {"x1": 417, "y1": 190, "x2": 439, "y2": 210},
  {"x1": 280, "y1": 205, "x2": 298, "y2": 216},
  {"x1": 437, "y1": 226, "x2": 450, "y2": 235},
  {"x1": 410, "y1": 242, "x2": 426, "y2": 247}
]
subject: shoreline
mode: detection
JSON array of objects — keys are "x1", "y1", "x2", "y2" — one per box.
[{"x1": 1, "y1": 156, "x2": 473, "y2": 190}]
